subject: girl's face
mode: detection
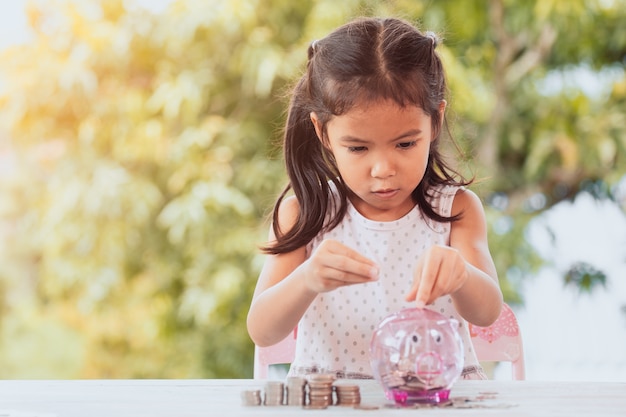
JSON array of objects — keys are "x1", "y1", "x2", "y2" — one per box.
[{"x1": 312, "y1": 99, "x2": 443, "y2": 221}]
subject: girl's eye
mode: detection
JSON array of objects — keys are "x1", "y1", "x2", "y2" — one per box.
[
  {"x1": 397, "y1": 141, "x2": 417, "y2": 149},
  {"x1": 348, "y1": 146, "x2": 367, "y2": 153}
]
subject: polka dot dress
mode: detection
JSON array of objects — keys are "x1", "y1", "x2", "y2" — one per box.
[{"x1": 291, "y1": 184, "x2": 480, "y2": 377}]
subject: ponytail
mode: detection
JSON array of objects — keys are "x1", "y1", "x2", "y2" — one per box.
[{"x1": 261, "y1": 78, "x2": 348, "y2": 254}]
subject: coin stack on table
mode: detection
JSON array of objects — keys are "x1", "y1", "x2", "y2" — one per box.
[
  {"x1": 334, "y1": 383, "x2": 362, "y2": 407},
  {"x1": 285, "y1": 376, "x2": 307, "y2": 406},
  {"x1": 241, "y1": 373, "x2": 365, "y2": 408},
  {"x1": 263, "y1": 381, "x2": 285, "y2": 406},
  {"x1": 240, "y1": 389, "x2": 262, "y2": 406},
  {"x1": 305, "y1": 373, "x2": 336, "y2": 409}
]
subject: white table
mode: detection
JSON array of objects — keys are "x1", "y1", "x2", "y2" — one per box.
[{"x1": 0, "y1": 379, "x2": 625, "y2": 416}]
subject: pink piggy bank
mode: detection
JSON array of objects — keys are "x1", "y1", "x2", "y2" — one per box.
[{"x1": 369, "y1": 308, "x2": 464, "y2": 405}]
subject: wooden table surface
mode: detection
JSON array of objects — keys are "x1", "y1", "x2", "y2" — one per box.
[{"x1": 1, "y1": 378, "x2": 625, "y2": 416}]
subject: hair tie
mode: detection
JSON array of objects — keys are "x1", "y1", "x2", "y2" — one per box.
[
  {"x1": 308, "y1": 39, "x2": 319, "y2": 60},
  {"x1": 425, "y1": 31, "x2": 438, "y2": 48}
]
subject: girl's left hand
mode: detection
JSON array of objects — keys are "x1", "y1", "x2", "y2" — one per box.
[{"x1": 405, "y1": 244, "x2": 469, "y2": 307}]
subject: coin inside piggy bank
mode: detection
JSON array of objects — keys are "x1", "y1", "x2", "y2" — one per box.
[{"x1": 369, "y1": 308, "x2": 464, "y2": 405}]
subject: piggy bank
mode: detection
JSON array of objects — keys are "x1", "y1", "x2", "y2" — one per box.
[{"x1": 369, "y1": 308, "x2": 464, "y2": 405}]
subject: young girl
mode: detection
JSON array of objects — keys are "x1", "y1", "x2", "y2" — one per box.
[{"x1": 247, "y1": 17, "x2": 502, "y2": 379}]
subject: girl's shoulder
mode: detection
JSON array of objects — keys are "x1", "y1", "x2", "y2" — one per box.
[
  {"x1": 448, "y1": 186, "x2": 489, "y2": 236},
  {"x1": 426, "y1": 184, "x2": 485, "y2": 222},
  {"x1": 450, "y1": 186, "x2": 483, "y2": 217},
  {"x1": 274, "y1": 195, "x2": 301, "y2": 234}
]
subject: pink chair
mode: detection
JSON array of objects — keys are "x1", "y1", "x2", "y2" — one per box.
[
  {"x1": 253, "y1": 328, "x2": 297, "y2": 379},
  {"x1": 468, "y1": 303, "x2": 526, "y2": 380},
  {"x1": 253, "y1": 303, "x2": 525, "y2": 380}
]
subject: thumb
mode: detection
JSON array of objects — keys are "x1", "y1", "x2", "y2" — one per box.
[{"x1": 405, "y1": 279, "x2": 419, "y2": 302}]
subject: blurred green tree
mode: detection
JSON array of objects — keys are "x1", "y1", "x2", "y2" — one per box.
[{"x1": 0, "y1": 0, "x2": 624, "y2": 378}]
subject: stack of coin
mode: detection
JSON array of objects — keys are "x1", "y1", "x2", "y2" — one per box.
[
  {"x1": 240, "y1": 389, "x2": 262, "y2": 406},
  {"x1": 263, "y1": 381, "x2": 285, "y2": 406},
  {"x1": 285, "y1": 376, "x2": 307, "y2": 406},
  {"x1": 334, "y1": 383, "x2": 361, "y2": 406},
  {"x1": 306, "y1": 373, "x2": 336, "y2": 408}
]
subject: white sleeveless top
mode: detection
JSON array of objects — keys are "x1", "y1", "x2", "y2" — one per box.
[{"x1": 290, "y1": 184, "x2": 480, "y2": 377}]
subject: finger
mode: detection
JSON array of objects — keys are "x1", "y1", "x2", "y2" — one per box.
[
  {"x1": 327, "y1": 240, "x2": 378, "y2": 265},
  {"x1": 308, "y1": 254, "x2": 376, "y2": 289},
  {"x1": 404, "y1": 283, "x2": 418, "y2": 302},
  {"x1": 326, "y1": 255, "x2": 379, "y2": 284},
  {"x1": 325, "y1": 241, "x2": 379, "y2": 281},
  {"x1": 414, "y1": 251, "x2": 442, "y2": 307}
]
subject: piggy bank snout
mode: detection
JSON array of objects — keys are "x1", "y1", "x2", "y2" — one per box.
[{"x1": 416, "y1": 351, "x2": 443, "y2": 379}]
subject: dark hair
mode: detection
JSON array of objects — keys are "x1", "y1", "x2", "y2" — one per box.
[{"x1": 263, "y1": 17, "x2": 472, "y2": 255}]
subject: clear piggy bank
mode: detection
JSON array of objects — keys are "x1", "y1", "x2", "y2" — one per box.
[{"x1": 369, "y1": 308, "x2": 464, "y2": 405}]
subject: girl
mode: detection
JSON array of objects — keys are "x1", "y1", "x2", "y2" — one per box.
[{"x1": 247, "y1": 17, "x2": 502, "y2": 379}]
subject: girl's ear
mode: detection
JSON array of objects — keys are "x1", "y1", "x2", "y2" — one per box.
[
  {"x1": 439, "y1": 100, "x2": 447, "y2": 119},
  {"x1": 432, "y1": 100, "x2": 447, "y2": 141},
  {"x1": 310, "y1": 112, "x2": 324, "y2": 142}
]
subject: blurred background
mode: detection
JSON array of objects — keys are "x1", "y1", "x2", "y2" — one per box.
[{"x1": 0, "y1": 0, "x2": 625, "y2": 380}]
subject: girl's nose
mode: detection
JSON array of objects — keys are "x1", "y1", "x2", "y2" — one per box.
[{"x1": 371, "y1": 156, "x2": 396, "y2": 178}]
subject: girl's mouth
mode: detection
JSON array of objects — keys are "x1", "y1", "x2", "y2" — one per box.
[{"x1": 373, "y1": 189, "x2": 398, "y2": 199}]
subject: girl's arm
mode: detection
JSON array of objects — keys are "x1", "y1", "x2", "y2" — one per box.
[
  {"x1": 247, "y1": 196, "x2": 378, "y2": 347},
  {"x1": 447, "y1": 188, "x2": 502, "y2": 326},
  {"x1": 405, "y1": 188, "x2": 502, "y2": 327}
]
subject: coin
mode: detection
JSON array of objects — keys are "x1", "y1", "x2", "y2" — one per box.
[
  {"x1": 381, "y1": 370, "x2": 446, "y2": 393},
  {"x1": 306, "y1": 373, "x2": 336, "y2": 407},
  {"x1": 286, "y1": 376, "x2": 307, "y2": 406},
  {"x1": 240, "y1": 389, "x2": 262, "y2": 406},
  {"x1": 263, "y1": 381, "x2": 285, "y2": 406},
  {"x1": 334, "y1": 384, "x2": 361, "y2": 406},
  {"x1": 354, "y1": 404, "x2": 380, "y2": 410}
]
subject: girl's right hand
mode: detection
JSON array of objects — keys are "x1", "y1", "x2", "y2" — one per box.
[{"x1": 302, "y1": 239, "x2": 379, "y2": 293}]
